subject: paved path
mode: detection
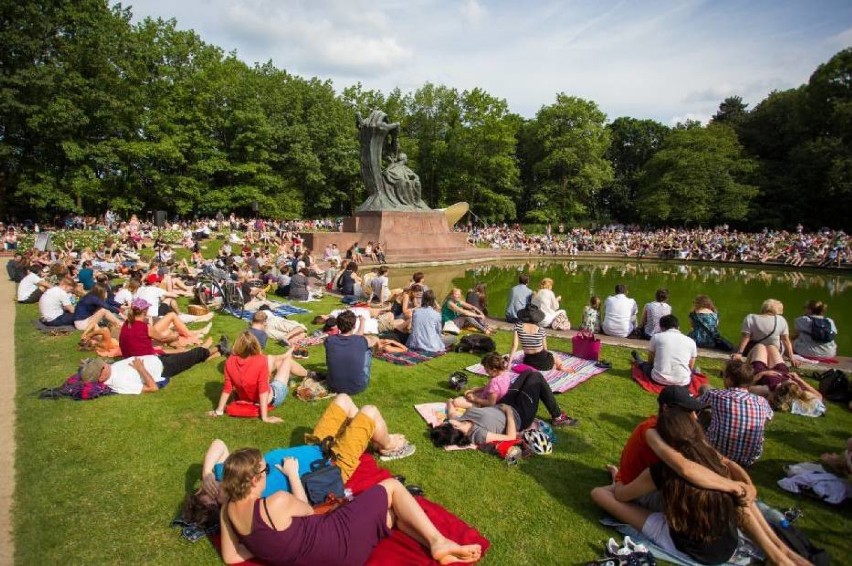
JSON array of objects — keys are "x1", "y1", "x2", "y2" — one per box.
[{"x1": 0, "y1": 277, "x2": 15, "y2": 565}]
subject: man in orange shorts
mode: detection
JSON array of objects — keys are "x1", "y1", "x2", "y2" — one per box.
[{"x1": 308, "y1": 394, "x2": 415, "y2": 481}]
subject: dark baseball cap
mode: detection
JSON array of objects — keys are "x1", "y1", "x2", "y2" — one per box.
[{"x1": 658, "y1": 385, "x2": 705, "y2": 412}]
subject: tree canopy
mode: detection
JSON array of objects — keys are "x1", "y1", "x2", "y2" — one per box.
[{"x1": 0, "y1": 1, "x2": 849, "y2": 230}]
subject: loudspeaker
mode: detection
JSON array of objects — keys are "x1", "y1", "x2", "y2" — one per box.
[
  {"x1": 154, "y1": 210, "x2": 167, "y2": 227},
  {"x1": 252, "y1": 201, "x2": 259, "y2": 213}
]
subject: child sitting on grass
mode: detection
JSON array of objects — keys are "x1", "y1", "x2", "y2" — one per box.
[
  {"x1": 581, "y1": 295, "x2": 602, "y2": 333},
  {"x1": 451, "y1": 353, "x2": 514, "y2": 410}
]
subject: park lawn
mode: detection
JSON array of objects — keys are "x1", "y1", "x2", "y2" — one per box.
[{"x1": 12, "y1": 297, "x2": 852, "y2": 565}]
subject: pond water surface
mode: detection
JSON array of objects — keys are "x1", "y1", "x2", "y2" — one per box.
[{"x1": 387, "y1": 261, "x2": 851, "y2": 355}]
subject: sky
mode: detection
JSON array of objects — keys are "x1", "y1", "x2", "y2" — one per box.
[{"x1": 123, "y1": 0, "x2": 852, "y2": 124}]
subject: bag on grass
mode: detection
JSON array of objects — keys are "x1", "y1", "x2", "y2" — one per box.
[
  {"x1": 442, "y1": 321, "x2": 461, "y2": 335},
  {"x1": 301, "y1": 459, "x2": 345, "y2": 505},
  {"x1": 714, "y1": 335, "x2": 735, "y2": 352},
  {"x1": 815, "y1": 369, "x2": 850, "y2": 403},
  {"x1": 455, "y1": 334, "x2": 496, "y2": 354},
  {"x1": 224, "y1": 400, "x2": 273, "y2": 418},
  {"x1": 572, "y1": 330, "x2": 601, "y2": 361},
  {"x1": 295, "y1": 377, "x2": 330, "y2": 401},
  {"x1": 771, "y1": 523, "x2": 829, "y2": 566}
]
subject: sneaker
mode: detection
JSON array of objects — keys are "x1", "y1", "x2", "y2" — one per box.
[
  {"x1": 630, "y1": 350, "x2": 642, "y2": 364},
  {"x1": 552, "y1": 412, "x2": 580, "y2": 427},
  {"x1": 217, "y1": 335, "x2": 231, "y2": 357},
  {"x1": 622, "y1": 536, "x2": 648, "y2": 554},
  {"x1": 379, "y1": 443, "x2": 416, "y2": 461},
  {"x1": 606, "y1": 538, "x2": 630, "y2": 557},
  {"x1": 293, "y1": 348, "x2": 309, "y2": 359}
]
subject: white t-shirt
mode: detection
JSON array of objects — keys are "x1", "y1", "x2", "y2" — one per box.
[
  {"x1": 17, "y1": 272, "x2": 42, "y2": 302},
  {"x1": 104, "y1": 356, "x2": 165, "y2": 394},
  {"x1": 38, "y1": 286, "x2": 72, "y2": 322},
  {"x1": 135, "y1": 286, "x2": 167, "y2": 317},
  {"x1": 371, "y1": 275, "x2": 389, "y2": 302},
  {"x1": 113, "y1": 288, "x2": 133, "y2": 307},
  {"x1": 602, "y1": 294, "x2": 638, "y2": 337},
  {"x1": 330, "y1": 307, "x2": 379, "y2": 335},
  {"x1": 648, "y1": 329, "x2": 698, "y2": 386}
]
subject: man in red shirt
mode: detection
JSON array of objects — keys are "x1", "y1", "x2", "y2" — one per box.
[{"x1": 607, "y1": 386, "x2": 755, "y2": 510}]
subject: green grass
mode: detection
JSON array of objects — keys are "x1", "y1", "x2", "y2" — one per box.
[{"x1": 13, "y1": 298, "x2": 852, "y2": 565}]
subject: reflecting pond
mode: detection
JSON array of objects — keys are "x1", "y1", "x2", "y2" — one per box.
[{"x1": 388, "y1": 261, "x2": 852, "y2": 355}]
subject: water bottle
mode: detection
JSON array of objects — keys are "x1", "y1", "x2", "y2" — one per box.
[{"x1": 756, "y1": 500, "x2": 790, "y2": 528}]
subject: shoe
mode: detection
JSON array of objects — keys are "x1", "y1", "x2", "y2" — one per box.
[
  {"x1": 217, "y1": 335, "x2": 231, "y2": 357},
  {"x1": 293, "y1": 348, "x2": 309, "y2": 359},
  {"x1": 630, "y1": 350, "x2": 642, "y2": 364},
  {"x1": 605, "y1": 538, "x2": 630, "y2": 557},
  {"x1": 405, "y1": 485, "x2": 424, "y2": 496},
  {"x1": 622, "y1": 536, "x2": 648, "y2": 554},
  {"x1": 379, "y1": 443, "x2": 416, "y2": 461},
  {"x1": 552, "y1": 412, "x2": 580, "y2": 427}
]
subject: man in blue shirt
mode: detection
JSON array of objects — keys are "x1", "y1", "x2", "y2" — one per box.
[
  {"x1": 325, "y1": 310, "x2": 372, "y2": 394},
  {"x1": 505, "y1": 274, "x2": 532, "y2": 323}
]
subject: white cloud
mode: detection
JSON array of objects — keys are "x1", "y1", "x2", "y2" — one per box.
[{"x1": 460, "y1": 0, "x2": 485, "y2": 25}]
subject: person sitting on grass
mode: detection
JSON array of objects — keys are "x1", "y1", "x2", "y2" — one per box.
[
  {"x1": 407, "y1": 290, "x2": 457, "y2": 353},
  {"x1": 505, "y1": 274, "x2": 533, "y2": 323},
  {"x1": 38, "y1": 276, "x2": 77, "y2": 327},
  {"x1": 791, "y1": 300, "x2": 838, "y2": 359},
  {"x1": 324, "y1": 310, "x2": 373, "y2": 395},
  {"x1": 73, "y1": 283, "x2": 123, "y2": 331},
  {"x1": 208, "y1": 331, "x2": 317, "y2": 423},
  {"x1": 119, "y1": 298, "x2": 214, "y2": 357},
  {"x1": 432, "y1": 368, "x2": 578, "y2": 448},
  {"x1": 16, "y1": 263, "x2": 51, "y2": 304},
  {"x1": 450, "y1": 353, "x2": 513, "y2": 410},
  {"x1": 632, "y1": 315, "x2": 697, "y2": 387},
  {"x1": 605, "y1": 386, "x2": 756, "y2": 512},
  {"x1": 591, "y1": 405, "x2": 810, "y2": 566},
  {"x1": 699, "y1": 359, "x2": 773, "y2": 468},
  {"x1": 509, "y1": 316, "x2": 567, "y2": 372},
  {"x1": 79, "y1": 341, "x2": 222, "y2": 395},
  {"x1": 601, "y1": 284, "x2": 638, "y2": 338},
  {"x1": 442, "y1": 287, "x2": 493, "y2": 335}
]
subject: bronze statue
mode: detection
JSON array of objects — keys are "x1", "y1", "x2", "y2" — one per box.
[{"x1": 355, "y1": 110, "x2": 429, "y2": 212}]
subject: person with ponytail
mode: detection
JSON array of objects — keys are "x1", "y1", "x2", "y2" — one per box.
[
  {"x1": 119, "y1": 298, "x2": 212, "y2": 357},
  {"x1": 450, "y1": 352, "x2": 513, "y2": 410},
  {"x1": 591, "y1": 406, "x2": 810, "y2": 565}
]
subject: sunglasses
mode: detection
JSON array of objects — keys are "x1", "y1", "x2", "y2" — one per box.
[{"x1": 257, "y1": 463, "x2": 270, "y2": 477}]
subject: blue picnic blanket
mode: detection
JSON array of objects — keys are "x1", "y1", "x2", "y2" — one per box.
[{"x1": 226, "y1": 304, "x2": 310, "y2": 321}]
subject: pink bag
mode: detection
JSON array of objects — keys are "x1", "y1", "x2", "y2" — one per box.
[{"x1": 572, "y1": 330, "x2": 601, "y2": 361}]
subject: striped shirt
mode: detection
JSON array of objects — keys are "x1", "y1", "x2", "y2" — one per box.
[{"x1": 515, "y1": 322, "x2": 545, "y2": 350}]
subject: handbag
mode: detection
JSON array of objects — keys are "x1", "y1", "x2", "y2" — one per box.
[
  {"x1": 442, "y1": 321, "x2": 461, "y2": 335},
  {"x1": 301, "y1": 459, "x2": 345, "y2": 505},
  {"x1": 571, "y1": 330, "x2": 601, "y2": 361}
]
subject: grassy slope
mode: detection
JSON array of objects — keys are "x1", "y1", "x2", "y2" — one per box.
[{"x1": 13, "y1": 287, "x2": 852, "y2": 563}]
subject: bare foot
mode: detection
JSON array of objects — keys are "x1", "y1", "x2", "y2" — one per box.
[
  {"x1": 431, "y1": 538, "x2": 482, "y2": 564},
  {"x1": 605, "y1": 464, "x2": 618, "y2": 483}
]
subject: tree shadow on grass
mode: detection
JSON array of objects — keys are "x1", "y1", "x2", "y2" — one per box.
[
  {"x1": 203, "y1": 380, "x2": 222, "y2": 404},
  {"x1": 520, "y1": 457, "x2": 612, "y2": 519},
  {"x1": 290, "y1": 426, "x2": 312, "y2": 447},
  {"x1": 597, "y1": 412, "x2": 647, "y2": 434}
]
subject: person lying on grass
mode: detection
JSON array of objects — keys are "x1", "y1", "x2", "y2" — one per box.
[
  {"x1": 183, "y1": 395, "x2": 417, "y2": 535},
  {"x1": 605, "y1": 385, "x2": 758, "y2": 513},
  {"x1": 450, "y1": 353, "x2": 513, "y2": 410},
  {"x1": 79, "y1": 343, "x2": 222, "y2": 395},
  {"x1": 743, "y1": 343, "x2": 822, "y2": 403},
  {"x1": 118, "y1": 298, "x2": 213, "y2": 356},
  {"x1": 591, "y1": 405, "x2": 810, "y2": 566},
  {"x1": 432, "y1": 368, "x2": 577, "y2": 448},
  {"x1": 218, "y1": 450, "x2": 479, "y2": 565},
  {"x1": 207, "y1": 330, "x2": 319, "y2": 423}
]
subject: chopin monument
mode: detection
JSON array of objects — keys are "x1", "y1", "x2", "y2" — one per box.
[{"x1": 302, "y1": 109, "x2": 470, "y2": 262}]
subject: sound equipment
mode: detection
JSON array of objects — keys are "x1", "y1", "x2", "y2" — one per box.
[
  {"x1": 252, "y1": 201, "x2": 259, "y2": 213},
  {"x1": 154, "y1": 210, "x2": 167, "y2": 227},
  {"x1": 34, "y1": 232, "x2": 54, "y2": 252}
]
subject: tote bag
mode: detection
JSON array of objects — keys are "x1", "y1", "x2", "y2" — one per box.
[{"x1": 572, "y1": 330, "x2": 601, "y2": 361}]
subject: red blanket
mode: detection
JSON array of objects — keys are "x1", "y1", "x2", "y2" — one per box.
[
  {"x1": 631, "y1": 362, "x2": 708, "y2": 396},
  {"x1": 211, "y1": 454, "x2": 490, "y2": 565}
]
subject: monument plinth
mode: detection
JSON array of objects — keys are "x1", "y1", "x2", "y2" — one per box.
[{"x1": 301, "y1": 109, "x2": 475, "y2": 263}]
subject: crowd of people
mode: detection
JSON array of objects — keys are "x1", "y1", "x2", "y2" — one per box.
[
  {"x1": 464, "y1": 223, "x2": 850, "y2": 268},
  {"x1": 5, "y1": 210, "x2": 847, "y2": 565}
]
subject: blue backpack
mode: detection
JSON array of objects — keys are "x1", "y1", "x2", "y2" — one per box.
[{"x1": 807, "y1": 317, "x2": 836, "y2": 343}]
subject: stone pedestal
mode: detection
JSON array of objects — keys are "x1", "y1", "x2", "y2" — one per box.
[{"x1": 301, "y1": 211, "x2": 470, "y2": 262}]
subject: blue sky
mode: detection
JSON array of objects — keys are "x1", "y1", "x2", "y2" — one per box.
[{"x1": 124, "y1": 0, "x2": 851, "y2": 124}]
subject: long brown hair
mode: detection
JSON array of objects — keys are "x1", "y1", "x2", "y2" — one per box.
[
  {"x1": 221, "y1": 448, "x2": 264, "y2": 501},
  {"x1": 656, "y1": 407, "x2": 740, "y2": 542}
]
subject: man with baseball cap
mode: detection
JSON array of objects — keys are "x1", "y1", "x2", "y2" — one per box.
[{"x1": 601, "y1": 385, "x2": 754, "y2": 511}]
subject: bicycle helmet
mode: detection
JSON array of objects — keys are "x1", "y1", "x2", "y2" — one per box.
[
  {"x1": 522, "y1": 429, "x2": 553, "y2": 455},
  {"x1": 448, "y1": 371, "x2": 468, "y2": 391}
]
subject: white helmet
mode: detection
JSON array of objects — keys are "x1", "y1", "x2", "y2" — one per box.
[{"x1": 522, "y1": 429, "x2": 553, "y2": 455}]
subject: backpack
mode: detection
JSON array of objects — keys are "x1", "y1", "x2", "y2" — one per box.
[
  {"x1": 455, "y1": 334, "x2": 496, "y2": 355},
  {"x1": 815, "y1": 369, "x2": 850, "y2": 403},
  {"x1": 807, "y1": 317, "x2": 836, "y2": 343},
  {"x1": 771, "y1": 524, "x2": 829, "y2": 566}
]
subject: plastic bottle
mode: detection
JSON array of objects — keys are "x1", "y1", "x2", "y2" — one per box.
[{"x1": 755, "y1": 500, "x2": 790, "y2": 528}]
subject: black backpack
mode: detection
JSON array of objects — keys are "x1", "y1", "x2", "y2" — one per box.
[
  {"x1": 815, "y1": 369, "x2": 850, "y2": 404},
  {"x1": 771, "y1": 524, "x2": 829, "y2": 566},
  {"x1": 455, "y1": 334, "x2": 496, "y2": 355},
  {"x1": 807, "y1": 317, "x2": 836, "y2": 343}
]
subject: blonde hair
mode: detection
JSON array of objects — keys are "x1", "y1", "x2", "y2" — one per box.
[
  {"x1": 760, "y1": 299, "x2": 783, "y2": 315},
  {"x1": 232, "y1": 330, "x2": 262, "y2": 358},
  {"x1": 539, "y1": 278, "x2": 554, "y2": 289},
  {"x1": 221, "y1": 448, "x2": 264, "y2": 501},
  {"x1": 770, "y1": 381, "x2": 817, "y2": 412}
]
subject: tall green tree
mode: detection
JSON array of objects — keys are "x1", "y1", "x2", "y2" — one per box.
[
  {"x1": 600, "y1": 117, "x2": 669, "y2": 223},
  {"x1": 711, "y1": 96, "x2": 749, "y2": 127},
  {"x1": 527, "y1": 94, "x2": 612, "y2": 223},
  {"x1": 637, "y1": 124, "x2": 757, "y2": 225}
]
